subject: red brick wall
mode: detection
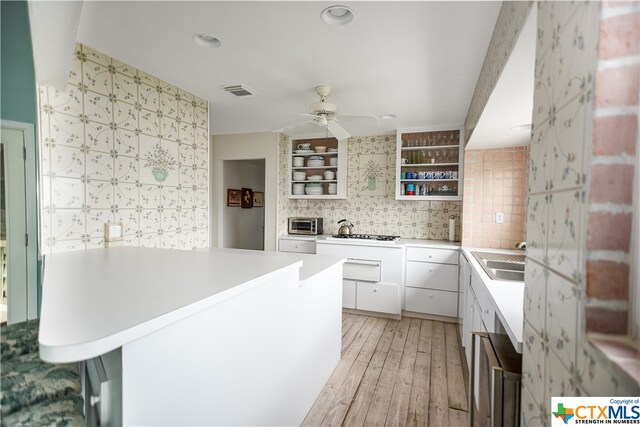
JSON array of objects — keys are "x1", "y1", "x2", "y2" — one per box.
[{"x1": 585, "y1": 1, "x2": 639, "y2": 335}]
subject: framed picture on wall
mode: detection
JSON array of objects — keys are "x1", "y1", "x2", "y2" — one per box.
[
  {"x1": 253, "y1": 192, "x2": 264, "y2": 208},
  {"x1": 241, "y1": 188, "x2": 253, "y2": 208},
  {"x1": 227, "y1": 189, "x2": 241, "y2": 207}
]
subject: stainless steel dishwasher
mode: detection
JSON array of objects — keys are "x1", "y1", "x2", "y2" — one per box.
[{"x1": 469, "y1": 332, "x2": 522, "y2": 427}]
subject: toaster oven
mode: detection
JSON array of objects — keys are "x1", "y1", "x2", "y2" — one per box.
[{"x1": 288, "y1": 217, "x2": 323, "y2": 235}]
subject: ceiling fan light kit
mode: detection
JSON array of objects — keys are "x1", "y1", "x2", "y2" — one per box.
[
  {"x1": 275, "y1": 85, "x2": 379, "y2": 140},
  {"x1": 321, "y1": 5, "x2": 354, "y2": 26}
]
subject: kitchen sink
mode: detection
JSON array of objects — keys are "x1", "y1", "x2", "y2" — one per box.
[
  {"x1": 471, "y1": 251, "x2": 525, "y2": 282},
  {"x1": 484, "y1": 260, "x2": 525, "y2": 271}
]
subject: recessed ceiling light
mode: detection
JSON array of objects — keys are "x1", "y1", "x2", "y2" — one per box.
[
  {"x1": 510, "y1": 124, "x2": 531, "y2": 132},
  {"x1": 192, "y1": 33, "x2": 221, "y2": 48},
  {"x1": 380, "y1": 114, "x2": 397, "y2": 120},
  {"x1": 321, "y1": 5, "x2": 354, "y2": 26}
]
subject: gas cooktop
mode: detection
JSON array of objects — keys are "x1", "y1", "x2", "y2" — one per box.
[{"x1": 330, "y1": 234, "x2": 400, "y2": 242}]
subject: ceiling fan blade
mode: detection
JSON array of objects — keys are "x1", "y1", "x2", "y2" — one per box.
[
  {"x1": 290, "y1": 112, "x2": 318, "y2": 118},
  {"x1": 327, "y1": 120, "x2": 351, "y2": 140},
  {"x1": 336, "y1": 115, "x2": 380, "y2": 125},
  {"x1": 274, "y1": 120, "x2": 315, "y2": 133}
]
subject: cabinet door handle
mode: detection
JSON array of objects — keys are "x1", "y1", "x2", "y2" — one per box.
[{"x1": 90, "y1": 395, "x2": 100, "y2": 407}]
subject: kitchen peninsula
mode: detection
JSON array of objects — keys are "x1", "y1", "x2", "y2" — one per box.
[{"x1": 39, "y1": 247, "x2": 345, "y2": 426}]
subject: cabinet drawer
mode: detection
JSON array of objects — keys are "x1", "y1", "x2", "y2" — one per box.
[
  {"x1": 470, "y1": 268, "x2": 496, "y2": 332},
  {"x1": 405, "y1": 287, "x2": 458, "y2": 317},
  {"x1": 344, "y1": 259, "x2": 381, "y2": 282},
  {"x1": 278, "y1": 239, "x2": 316, "y2": 254},
  {"x1": 406, "y1": 247, "x2": 458, "y2": 264},
  {"x1": 356, "y1": 282, "x2": 400, "y2": 314},
  {"x1": 342, "y1": 280, "x2": 356, "y2": 309},
  {"x1": 406, "y1": 261, "x2": 459, "y2": 291}
]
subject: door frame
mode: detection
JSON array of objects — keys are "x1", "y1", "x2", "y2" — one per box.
[{"x1": 1, "y1": 120, "x2": 38, "y2": 321}]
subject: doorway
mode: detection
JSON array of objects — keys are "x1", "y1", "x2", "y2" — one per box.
[
  {"x1": 222, "y1": 159, "x2": 265, "y2": 250},
  {"x1": 1, "y1": 121, "x2": 38, "y2": 324}
]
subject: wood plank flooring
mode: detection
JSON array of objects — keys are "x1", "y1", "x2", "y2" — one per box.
[{"x1": 303, "y1": 313, "x2": 469, "y2": 427}]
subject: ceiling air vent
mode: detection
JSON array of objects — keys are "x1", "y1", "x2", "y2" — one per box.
[{"x1": 220, "y1": 84, "x2": 256, "y2": 98}]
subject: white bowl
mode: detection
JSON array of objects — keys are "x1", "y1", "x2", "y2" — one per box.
[
  {"x1": 307, "y1": 175, "x2": 323, "y2": 181},
  {"x1": 329, "y1": 157, "x2": 338, "y2": 166},
  {"x1": 292, "y1": 172, "x2": 306, "y2": 181},
  {"x1": 292, "y1": 157, "x2": 304, "y2": 167},
  {"x1": 307, "y1": 160, "x2": 325, "y2": 167}
]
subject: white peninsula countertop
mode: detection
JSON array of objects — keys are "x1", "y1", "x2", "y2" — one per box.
[{"x1": 39, "y1": 246, "x2": 343, "y2": 363}]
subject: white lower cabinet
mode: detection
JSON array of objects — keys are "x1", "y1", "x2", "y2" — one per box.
[
  {"x1": 404, "y1": 247, "x2": 459, "y2": 317},
  {"x1": 278, "y1": 237, "x2": 316, "y2": 254},
  {"x1": 405, "y1": 287, "x2": 458, "y2": 317},
  {"x1": 342, "y1": 280, "x2": 356, "y2": 309},
  {"x1": 356, "y1": 282, "x2": 400, "y2": 314}
]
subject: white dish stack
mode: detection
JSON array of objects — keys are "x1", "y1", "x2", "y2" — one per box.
[
  {"x1": 329, "y1": 157, "x2": 338, "y2": 166},
  {"x1": 292, "y1": 171, "x2": 306, "y2": 181},
  {"x1": 292, "y1": 183, "x2": 305, "y2": 195},
  {"x1": 305, "y1": 183, "x2": 323, "y2": 195},
  {"x1": 328, "y1": 183, "x2": 337, "y2": 195}
]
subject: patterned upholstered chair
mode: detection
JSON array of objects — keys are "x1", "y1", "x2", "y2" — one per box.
[{"x1": 0, "y1": 319, "x2": 85, "y2": 427}]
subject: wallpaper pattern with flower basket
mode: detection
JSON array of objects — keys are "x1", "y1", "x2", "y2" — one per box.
[{"x1": 38, "y1": 44, "x2": 209, "y2": 253}]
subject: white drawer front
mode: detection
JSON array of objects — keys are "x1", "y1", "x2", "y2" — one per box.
[
  {"x1": 405, "y1": 287, "x2": 458, "y2": 317},
  {"x1": 406, "y1": 247, "x2": 458, "y2": 264},
  {"x1": 356, "y1": 282, "x2": 400, "y2": 314},
  {"x1": 343, "y1": 259, "x2": 381, "y2": 282},
  {"x1": 342, "y1": 280, "x2": 356, "y2": 309},
  {"x1": 278, "y1": 239, "x2": 316, "y2": 254},
  {"x1": 405, "y1": 261, "x2": 459, "y2": 292}
]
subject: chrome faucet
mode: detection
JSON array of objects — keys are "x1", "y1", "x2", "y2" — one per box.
[{"x1": 515, "y1": 241, "x2": 526, "y2": 250}]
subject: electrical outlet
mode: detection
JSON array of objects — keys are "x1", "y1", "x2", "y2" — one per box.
[{"x1": 496, "y1": 212, "x2": 504, "y2": 224}]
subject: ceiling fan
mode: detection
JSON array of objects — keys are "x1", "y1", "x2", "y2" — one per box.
[{"x1": 275, "y1": 85, "x2": 379, "y2": 140}]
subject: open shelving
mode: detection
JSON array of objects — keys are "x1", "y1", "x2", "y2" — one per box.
[{"x1": 396, "y1": 126, "x2": 464, "y2": 201}]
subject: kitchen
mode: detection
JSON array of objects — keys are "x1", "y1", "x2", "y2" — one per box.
[{"x1": 1, "y1": 1, "x2": 638, "y2": 426}]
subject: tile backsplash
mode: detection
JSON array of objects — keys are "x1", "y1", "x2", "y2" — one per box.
[
  {"x1": 38, "y1": 44, "x2": 209, "y2": 254},
  {"x1": 277, "y1": 134, "x2": 461, "y2": 240},
  {"x1": 461, "y1": 146, "x2": 528, "y2": 249}
]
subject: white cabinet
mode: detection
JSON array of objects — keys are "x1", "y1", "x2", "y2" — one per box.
[
  {"x1": 289, "y1": 137, "x2": 347, "y2": 199},
  {"x1": 342, "y1": 280, "x2": 356, "y2": 309},
  {"x1": 404, "y1": 246, "x2": 459, "y2": 318},
  {"x1": 278, "y1": 236, "x2": 316, "y2": 254},
  {"x1": 396, "y1": 126, "x2": 464, "y2": 201},
  {"x1": 356, "y1": 282, "x2": 400, "y2": 314},
  {"x1": 459, "y1": 252, "x2": 472, "y2": 342},
  {"x1": 405, "y1": 287, "x2": 458, "y2": 317},
  {"x1": 317, "y1": 241, "x2": 403, "y2": 315}
]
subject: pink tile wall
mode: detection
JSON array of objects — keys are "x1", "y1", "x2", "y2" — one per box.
[
  {"x1": 461, "y1": 146, "x2": 528, "y2": 249},
  {"x1": 585, "y1": 1, "x2": 639, "y2": 335}
]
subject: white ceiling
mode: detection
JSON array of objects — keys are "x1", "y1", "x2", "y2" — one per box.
[
  {"x1": 466, "y1": 6, "x2": 536, "y2": 149},
  {"x1": 76, "y1": 1, "x2": 501, "y2": 137}
]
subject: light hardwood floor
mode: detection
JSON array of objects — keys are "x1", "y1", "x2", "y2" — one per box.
[{"x1": 303, "y1": 313, "x2": 469, "y2": 427}]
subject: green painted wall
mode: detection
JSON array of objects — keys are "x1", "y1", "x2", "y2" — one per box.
[
  {"x1": 1, "y1": 0, "x2": 42, "y2": 316},
  {"x1": 1, "y1": 0, "x2": 38, "y2": 124}
]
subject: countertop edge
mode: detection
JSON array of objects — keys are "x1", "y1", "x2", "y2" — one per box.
[
  {"x1": 39, "y1": 258, "x2": 304, "y2": 363},
  {"x1": 461, "y1": 247, "x2": 524, "y2": 353}
]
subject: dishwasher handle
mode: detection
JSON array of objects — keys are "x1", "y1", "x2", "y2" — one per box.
[
  {"x1": 343, "y1": 258, "x2": 382, "y2": 282},
  {"x1": 345, "y1": 258, "x2": 381, "y2": 267}
]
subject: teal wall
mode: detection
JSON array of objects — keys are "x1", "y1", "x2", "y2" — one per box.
[
  {"x1": 1, "y1": 0, "x2": 38, "y2": 124},
  {"x1": 1, "y1": 0, "x2": 42, "y2": 315}
]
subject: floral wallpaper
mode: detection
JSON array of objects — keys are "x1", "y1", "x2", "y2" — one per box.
[
  {"x1": 277, "y1": 134, "x2": 462, "y2": 240},
  {"x1": 521, "y1": 2, "x2": 638, "y2": 426},
  {"x1": 464, "y1": 1, "x2": 534, "y2": 144},
  {"x1": 38, "y1": 44, "x2": 209, "y2": 254}
]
